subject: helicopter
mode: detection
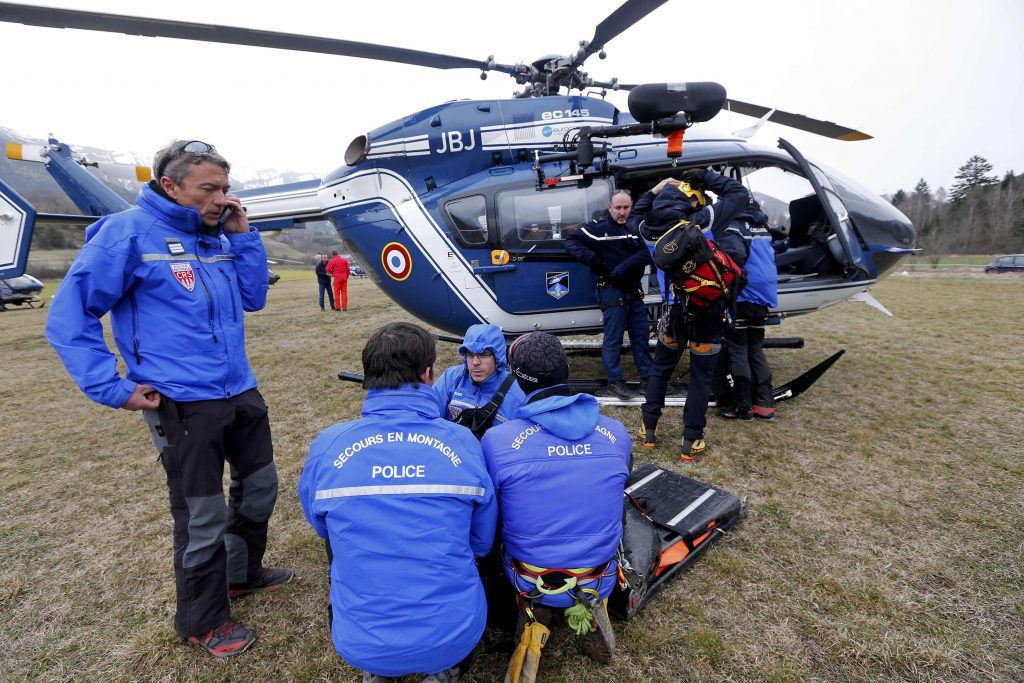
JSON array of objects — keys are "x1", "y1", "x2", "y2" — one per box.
[{"x1": 0, "y1": 1, "x2": 915, "y2": 339}]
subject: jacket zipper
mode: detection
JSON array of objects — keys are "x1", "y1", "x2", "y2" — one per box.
[
  {"x1": 130, "y1": 291, "x2": 141, "y2": 363},
  {"x1": 218, "y1": 267, "x2": 239, "y2": 322},
  {"x1": 195, "y1": 241, "x2": 218, "y2": 343}
]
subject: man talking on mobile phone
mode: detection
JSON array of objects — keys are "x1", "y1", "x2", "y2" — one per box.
[{"x1": 46, "y1": 139, "x2": 292, "y2": 658}]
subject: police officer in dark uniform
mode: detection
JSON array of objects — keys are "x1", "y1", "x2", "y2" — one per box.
[{"x1": 565, "y1": 190, "x2": 654, "y2": 400}]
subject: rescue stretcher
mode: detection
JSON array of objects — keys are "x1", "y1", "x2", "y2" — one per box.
[{"x1": 610, "y1": 463, "x2": 746, "y2": 620}]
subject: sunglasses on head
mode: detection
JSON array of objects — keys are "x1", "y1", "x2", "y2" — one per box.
[{"x1": 155, "y1": 140, "x2": 217, "y2": 179}]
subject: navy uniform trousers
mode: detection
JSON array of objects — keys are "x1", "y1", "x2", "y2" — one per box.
[
  {"x1": 144, "y1": 388, "x2": 278, "y2": 638},
  {"x1": 723, "y1": 301, "x2": 774, "y2": 412},
  {"x1": 641, "y1": 308, "x2": 723, "y2": 441}
]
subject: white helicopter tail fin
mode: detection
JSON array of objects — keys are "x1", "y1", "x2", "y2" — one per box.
[
  {"x1": 732, "y1": 108, "x2": 776, "y2": 139},
  {"x1": 849, "y1": 291, "x2": 893, "y2": 316},
  {"x1": 0, "y1": 177, "x2": 37, "y2": 278}
]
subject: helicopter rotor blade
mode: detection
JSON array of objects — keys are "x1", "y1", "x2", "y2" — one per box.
[
  {"x1": 581, "y1": 0, "x2": 670, "y2": 62},
  {"x1": 0, "y1": 2, "x2": 519, "y2": 74},
  {"x1": 725, "y1": 98, "x2": 872, "y2": 141}
]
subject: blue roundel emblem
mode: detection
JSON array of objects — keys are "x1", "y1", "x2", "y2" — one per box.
[{"x1": 542, "y1": 126, "x2": 553, "y2": 137}]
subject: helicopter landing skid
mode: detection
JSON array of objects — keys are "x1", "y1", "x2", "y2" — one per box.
[{"x1": 578, "y1": 350, "x2": 845, "y2": 407}]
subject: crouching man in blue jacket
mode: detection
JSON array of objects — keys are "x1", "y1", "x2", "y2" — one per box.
[
  {"x1": 481, "y1": 332, "x2": 631, "y2": 677},
  {"x1": 434, "y1": 323, "x2": 526, "y2": 439},
  {"x1": 300, "y1": 322, "x2": 498, "y2": 683}
]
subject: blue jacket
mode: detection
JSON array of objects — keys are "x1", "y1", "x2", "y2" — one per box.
[
  {"x1": 649, "y1": 173, "x2": 778, "y2": 308},
  {"x1": 434, "y1": 323, "x2": 526, "y2": 430},
  {"x1": 694, "y1": 171, "x2": 778, "y2": 308},
  {"x1": 45, "y1": 183, "x2": 269, "y2": 408},
  {"x1": 480, "y1": 390, "x2": 631, "y2": 607},
  {"x1": 299, "y1": 383, "x2": 498, "y2": 677}
]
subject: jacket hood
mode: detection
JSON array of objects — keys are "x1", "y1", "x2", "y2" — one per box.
[
  {"x1": 459, "y1": 323, "x2": 508, "y2": 371},
  {"x1": 362, "y1": 382, "x2": 443, "y2": 419},
  {"x1": 515, "y1": 390, "x2": 599, "y2": 440}
]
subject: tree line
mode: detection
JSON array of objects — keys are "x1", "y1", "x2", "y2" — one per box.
[{"x1": 891, "y1": 155, "x2": 1023, "y2": 258}]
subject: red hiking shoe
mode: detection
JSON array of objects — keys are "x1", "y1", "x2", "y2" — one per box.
[{"x1": 188, "y1": 618, "x2": 255, "y2": 658}]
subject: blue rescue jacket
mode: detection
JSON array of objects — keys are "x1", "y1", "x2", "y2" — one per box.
[
  {"x1": 481, "y1": 389, "x2": 631, "y2": 607},
  {"x1": 434, "y1": 323, "x2": 526, "y2": 429},
  {"x1": 45, "y1": 183, "x2": 269, "y2": 408},
  {"x1": 299, "y1": 383, "x2": 498, "y2": 677},
  {"x1": 695, "y1": 171, "x2": 778, "y2": 308},
  {"x1": 647, "y1": 172, "x2": 778, "y2": 308}
]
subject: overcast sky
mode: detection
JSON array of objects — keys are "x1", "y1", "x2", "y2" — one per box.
[{"x1": 1, "y1": 0, "x2": 1021, "y2": 197}]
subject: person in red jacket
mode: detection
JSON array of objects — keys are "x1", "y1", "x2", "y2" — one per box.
[{"x1": 326, "y1": 250, "x2": 350, "y2": 311}]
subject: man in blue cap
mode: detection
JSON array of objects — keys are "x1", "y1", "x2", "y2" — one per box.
[{"x1": 481, "y1": 332, "x2": 631, "y2": 677}]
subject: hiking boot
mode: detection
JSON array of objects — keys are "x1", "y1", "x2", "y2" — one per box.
[
  {"x1": 607, "y1": 380, "x2": 635, "y2": 400},
  {"x1": 421, "y1": 666, "x2": 461, "y2": 683},
  {"x1": 187, "y1": 618, "x2": 255, "y2": 658},
  {"x1": 751, "y1": 405, "x2": 776, "y2": 421},
  {"x1": 680, "y1": 438, "x2": 706, "y2": 462},
  {"x1": 577, "y1": 600, "x2": 615, "y2": 664},
  {"x1": 228, "y1": 567, "x2": 294, "y2": 599},
  {"x1": 717, "y1": 407, "x2": 753, "y2": 421},
  {"x1": 638, "y1": 418, "x2": 658, "y2": 448}
]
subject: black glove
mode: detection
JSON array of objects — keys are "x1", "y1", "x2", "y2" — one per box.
[{"x1": 681, "y1": 169, "x2": 705, "y2": 188}]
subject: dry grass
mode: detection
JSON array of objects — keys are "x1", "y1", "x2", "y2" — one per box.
[{"x1": 1, "y1": 272, "x2": 1022, "y2": 682}]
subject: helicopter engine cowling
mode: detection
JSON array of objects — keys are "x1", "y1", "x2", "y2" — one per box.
[{"x1": 628, "y1": 82, "x2": 727, "y2": 124}]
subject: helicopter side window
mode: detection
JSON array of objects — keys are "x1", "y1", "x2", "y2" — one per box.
[
  {"x1": 496, "y1": 182, "x2": 611, "y2": 250},
  {"x1": 444, "y1": 195, "x2": 489, "y2": 246}
]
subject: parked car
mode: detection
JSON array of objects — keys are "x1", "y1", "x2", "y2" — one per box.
[{"x1": 984, "y1": 254, "x2": 1024, "y2": 273}]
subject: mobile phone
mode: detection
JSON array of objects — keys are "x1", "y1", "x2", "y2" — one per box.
[{"x1": 218, "y1": 205, "x2": 234, "y2": 226}]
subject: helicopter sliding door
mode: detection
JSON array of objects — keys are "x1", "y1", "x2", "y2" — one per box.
[
  {"x1": 488, "y1": 181, "x2": 612, "y2": 315},
  {"x1": 777, "y1": 138, "x2": 870, "y2": 277}
]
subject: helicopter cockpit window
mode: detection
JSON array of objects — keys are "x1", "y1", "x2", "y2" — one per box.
[
  {"x1": 496, "y1": 181, "x2": 611, "y2": 250},
  {"x1": 444, "y1": 195, "x2": 489, "y2": 246}
]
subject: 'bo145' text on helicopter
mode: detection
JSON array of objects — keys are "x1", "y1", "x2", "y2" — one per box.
[{"x1": 0, "y1": 0, "x2": 915, "y2": 340}]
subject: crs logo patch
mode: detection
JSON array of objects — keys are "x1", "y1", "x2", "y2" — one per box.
[
  {"x1": 546, "y1": 271, "x2": 569, "y2": 299},
  {"x1": 170, "y1": 262, "x2": 195, "y2": 292}
]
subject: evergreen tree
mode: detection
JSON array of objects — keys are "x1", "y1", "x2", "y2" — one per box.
[
  {"x1": 913, "y1": 178, "x2": 931, "y2": 202},
  {"x1": 949, "y1": 155, "x2": 998, "y2": 204},
  {"x1": 891, "y1": 189, "x2": 907, "y2": 206}
]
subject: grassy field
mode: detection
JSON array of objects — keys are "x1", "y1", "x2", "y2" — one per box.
[{"x1": 1, "y1": 273, "x2": 1022, "y2": 682}]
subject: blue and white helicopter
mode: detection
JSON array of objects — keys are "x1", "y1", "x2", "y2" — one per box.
[{"x1": 0, "y1": 1, "x2": 914, "y2": 350}]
